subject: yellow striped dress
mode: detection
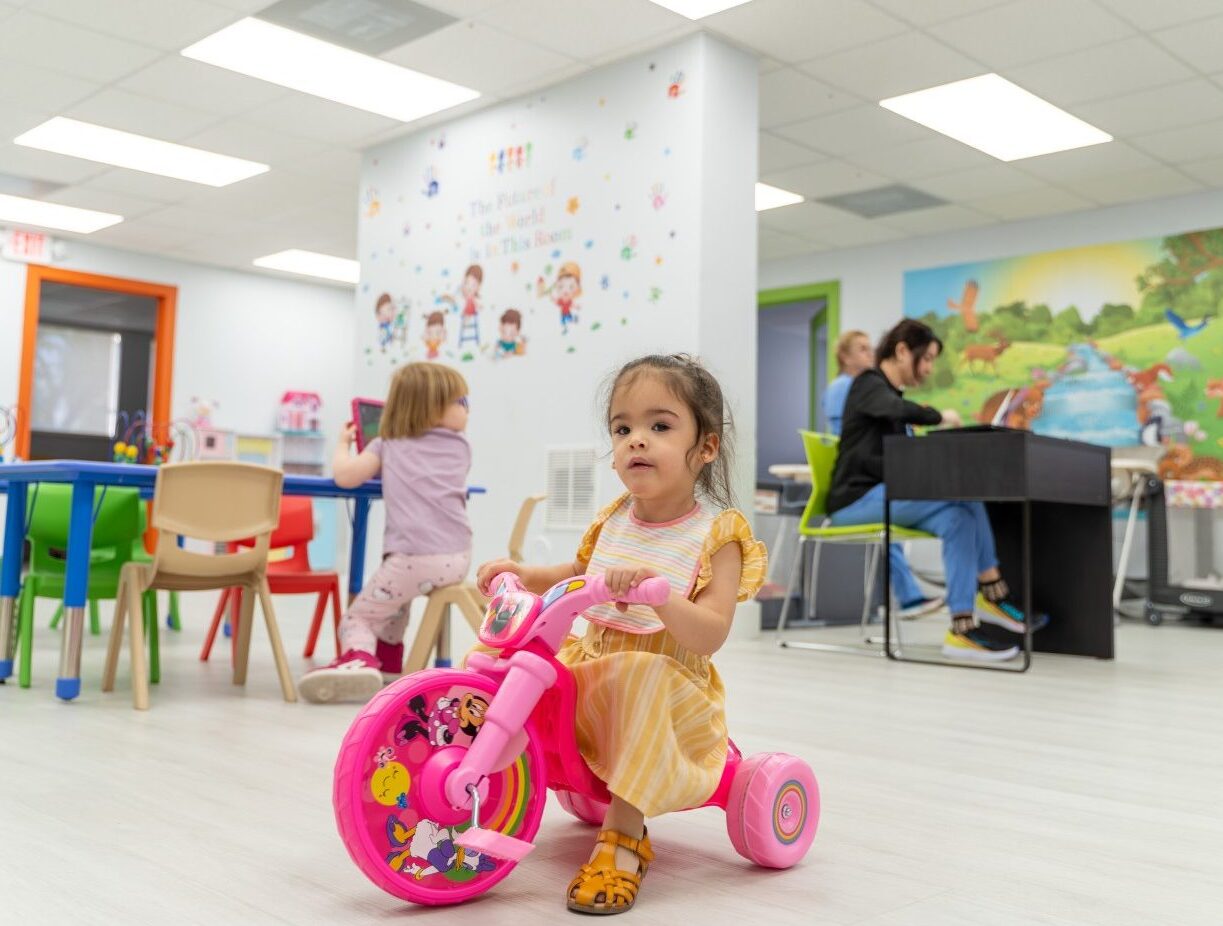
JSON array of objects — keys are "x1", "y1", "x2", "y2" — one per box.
[{"x1": 558, "y1": 492, "x2": 767, "y2": 818}]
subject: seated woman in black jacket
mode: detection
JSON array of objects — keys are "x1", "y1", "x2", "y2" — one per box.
[{"x1": 826, "y1": 319, "x2": 1037, "y2": 662}]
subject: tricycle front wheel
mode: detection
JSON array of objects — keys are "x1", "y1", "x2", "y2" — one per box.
[{"x1": 333, "y1": 669, "x2": 546, "y2": 906}]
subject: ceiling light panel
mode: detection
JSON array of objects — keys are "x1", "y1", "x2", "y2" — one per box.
[
  {"x1": 755, "y1": 182, "x2": 804, "y2": 211},
  {"x1": 253, "y1": 248, "x2": 359, "y2": 284},
  {"x1": 880, "y1": 74, "x2": 1112, "y2": 162},
  {"x1": 0, "y1": 193, "x2": 122, "y2": 233},
  {"x1": 182, "y1": 17, "x2": 479, "y2": 123},
  {"x1": 15, "y1": 117, "x2": 268, "y2": 187}
]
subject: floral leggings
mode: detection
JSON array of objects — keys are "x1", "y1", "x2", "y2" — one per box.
[{"x1": 339, "y1": 551, "x2": 471, "y2": 654}]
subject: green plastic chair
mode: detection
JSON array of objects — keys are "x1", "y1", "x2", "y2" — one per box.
[
  {"x1": 16, "y1": 485, "x2": 158, "y2": 688},
  {"x1": 776, "y1": 430, "x2": 936, "y2": 649}
]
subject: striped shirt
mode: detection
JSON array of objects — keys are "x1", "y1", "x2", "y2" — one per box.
[{"x1": 583, "y1": 495, "x2": 717, "y2": 634}]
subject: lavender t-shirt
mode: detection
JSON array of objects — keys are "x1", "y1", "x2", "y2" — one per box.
[{"x1": 368, "y1": 428, "x2": 472, "y2": 556}]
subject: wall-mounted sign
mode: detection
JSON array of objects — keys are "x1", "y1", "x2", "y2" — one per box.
[{"x1": 1, "y1": 227, "x2": 57, "y2": 263}]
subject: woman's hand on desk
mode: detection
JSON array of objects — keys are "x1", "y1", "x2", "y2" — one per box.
[{"x1": 939, "y1": 409, "x2": 963, "y2": 429}]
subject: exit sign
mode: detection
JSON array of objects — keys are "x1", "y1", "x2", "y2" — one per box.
[{"x1": 2, "y1": 227, "x2": 54, "y2": 263}]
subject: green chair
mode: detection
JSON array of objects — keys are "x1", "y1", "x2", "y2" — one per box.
[
  {"x1": 16, "y1": 485, "x2": 158, "y2": 688},
  {"x1": 50, "y1": 507, "x2": 182, "y2": 632},
  {"x1": 776, "y1": 430, "x2": 937, "y2": 654}
]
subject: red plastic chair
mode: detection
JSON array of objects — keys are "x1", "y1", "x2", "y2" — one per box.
[{"x1": 199, "y1": 496, "x2": 342, "y2": 662}]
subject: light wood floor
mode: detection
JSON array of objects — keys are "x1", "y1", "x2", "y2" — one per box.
[{"x1": 3, "y1": 594, "x2": 1221, "y2": 925}]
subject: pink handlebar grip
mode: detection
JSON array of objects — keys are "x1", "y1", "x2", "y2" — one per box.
[{"x1": 614, "y1": 576, "x2": 671, "y2": 607}]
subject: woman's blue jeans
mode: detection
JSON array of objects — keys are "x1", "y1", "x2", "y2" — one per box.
[{"x1": 829, "y1": 483, "x2": 998, "y2": 615}]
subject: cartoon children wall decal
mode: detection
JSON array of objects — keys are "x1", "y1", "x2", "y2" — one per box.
[
  {"x1": 375, "y1": 293, "x2": 395, "y2": 352},
  {"x1": 496, "y1": 308, "x2": 526, "y2": 358},
  {"x1": 422, "y1": 310, "x2": 447, "y2": 360},
  {"x1": 538, "y1": 262, "x2": 582, "y2": 333}
]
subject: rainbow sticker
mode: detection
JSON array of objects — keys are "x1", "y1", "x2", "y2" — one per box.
[{"x1": 772, "y1": 780, "x2": 807, "y2": 845}]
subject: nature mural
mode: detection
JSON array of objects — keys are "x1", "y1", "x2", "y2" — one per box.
[{"x1": 903, "y1": 228, "x2": 1223, "y2": 481}]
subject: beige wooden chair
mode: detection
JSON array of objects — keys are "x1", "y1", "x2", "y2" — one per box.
[
  {"x1": 404, "y1": 494, "x2": 545, "y2": 674},
  {"x1": 102, "y1": 462, "x2": 296, "y2": 709}
]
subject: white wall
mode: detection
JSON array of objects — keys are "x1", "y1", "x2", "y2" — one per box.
[
  {"x1": 760, "y1": 188, "x2": 1223, "y2": 343},
  {"x1": 357, "y1": 34, "x2": 758, "y2": 574},
  {"x1": 0, "y1": 242, "x2": 356, "y2": 449}
]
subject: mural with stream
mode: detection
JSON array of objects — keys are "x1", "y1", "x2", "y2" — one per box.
[{"x1": 904, "y1": 229, "x2": 1223, "y2": 481}]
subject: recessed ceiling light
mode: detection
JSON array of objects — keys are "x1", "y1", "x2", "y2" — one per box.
[
  {"x1": 183, "y1": 17, "x2": 480, "y2": 123},
  {"x1": 15, "y1": 118, "x2": 268, "y2": 187},
  {"x1": 0, "y1": 193, "x2": 121, "y2": 234},
  {"x1": 253, "y1": 249, "x2": 360, "y2": 284},
  {"x1": 646, "y1": 0, "x2": 755, "y2": 18},
  {"x1": 880, "y1": 74, "x2": 1112, "y2": 162},
  {"x1": 755, "y1": 182, "x2": 804, "y2": 212}
]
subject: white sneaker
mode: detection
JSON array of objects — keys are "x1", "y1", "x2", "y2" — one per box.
[{"x1": 298, "y1": 649, "x2": 384, "y2": 704}]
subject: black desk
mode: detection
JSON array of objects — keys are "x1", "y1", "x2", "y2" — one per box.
[{"x1": 882, "y1": 427, "x2": 1113, "y2": 671}]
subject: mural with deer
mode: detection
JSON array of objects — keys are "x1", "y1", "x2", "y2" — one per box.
[{"x1": 903, "y1": 228, "x2": 1223, "y2": 476}]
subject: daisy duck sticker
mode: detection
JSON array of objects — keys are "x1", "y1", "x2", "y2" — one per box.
[
  {"x1": 495, "y1": 308, "x2": 526, "y2": 358},
  {"x1": 538, "y1": 261, "x2": 581, "y2": 334},
  {"x1": 422, "y1": 310, "x2": 447, "y2": 360}
]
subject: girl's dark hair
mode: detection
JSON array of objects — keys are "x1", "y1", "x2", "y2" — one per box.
[
  {"x1": 875, "y1": 319, "x2": 943, "y2": 375},
  {"x1": 602, "y1": 354, "x2": 735, "y2": 508}
]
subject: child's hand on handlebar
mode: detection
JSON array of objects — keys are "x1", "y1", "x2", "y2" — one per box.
[
  {"x1": 604, "y1": 567, "x2": 662, "y2": 612},
  {"x1": 477, "y1": 558, "x2": 521, "y2": 595}
]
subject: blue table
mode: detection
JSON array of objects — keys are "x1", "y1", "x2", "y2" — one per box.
[{"x1": 0, "y1": 460, "x2": 483, "y2": 700}]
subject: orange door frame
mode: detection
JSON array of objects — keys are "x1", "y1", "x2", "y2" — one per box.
[{"x1": 16, "y1": 264, "x2": 177, "y2": 460}]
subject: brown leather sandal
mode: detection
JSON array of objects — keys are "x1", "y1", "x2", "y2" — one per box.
[{"x1": 567, "y1": 827, "x2": 654, "y2": 915}]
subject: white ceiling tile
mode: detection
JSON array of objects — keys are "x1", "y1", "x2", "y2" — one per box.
[
  {"x1": 809, "y1": 219, "x2": 906, "y2": 248},
  {"x1": 772, "y1": 105, "x2": 928, "y2": 157},
  {"x1": 0, "y1": 100, "x2": 58, "y2": 139},
  {"x1": 1104, "y1": 0, "x2": 1223, "y2": 30},
  {"x1": 1178, "y1": 155, "x2": 1223, "y2": 187},
  {"x1": 35, "y1": 0, "x2": 238, "y2": 52},
  {"x1": 41, "y1": 185, "x2": 165, "y2": 219},
  {"x1": 0, "y1": 144, "x2": 105, "y2": 184},
  {"x1": 758, "y1": 132, "x2": 823, "y2": 174},
  {"x1": 1002, "y1": 36, "x2": 1192, "y2": 107},
  {"x1": 182, "y1": 120, "x2": 329, "y2": 165},
  {"x1": 241, "y1": 94, "x2": 402, "y2": 146},
  {"x1": 846, "y1": 135, "x2": 996, "y2": 180},
  {"x1": 1074, "y1": 79, "x2": 1223, "y2": 138},
  {"x1": 137, "y1": 205, "x2": 276, "y2": 237},
  {"x1": 798, "y1": 32, "x2": 983, "y2": 101},
  {"x1": 78, "y1": 167, "x2": 208, "y2": 204},
  {"x1": 867, "y1": 0, "x2": 1009, "y2": 26},
  {"x1": 1070, "y1": 166, "x2": 1201, "y2": 205},
  {"x1": 759, "y1": 230, "x2": 820, "y2": 261},
  {"x1": 880, "y1": 204, "x2": 997, "y2": 235},
  {"x1": 1153, "y1": 14, "x2": 1223, "y2": 73},
  {"x1": 118, "y1": 57, "x2": 290, "y2": 118},
  {"x1": 384, "y1": 21, "x2": 574, "y2": 95},
  {"x1": 64, "y1": 89, "x2": 222, "y2": 142},
  {"x1": 758, "y1": 57, "x2": 785, "y2": 74},
  {"x1": 930, "y1": 0, "x2": 1134, "y2": 69},
  {"x1": 206, "y1": 0, "x2": 290, "y2": 11},
  {"x1": 0, "y1": 10, "x2": 162, "y2": 82},
  {"x1": 420, "y1": 0, "x2": 508, "y2": 15},
  {"x1": 763, "y1": 159, "x2": 891, "y2": 199},
  {"x1": 970, "y1": 186, "x2": 1095, "y2": 220},
  {"x1": 759, "y1": 69, "x2": 859, "y2": 129},
  {"x1": 279, "y1": 147, "x2": 363, "y2": 187},
  {"x1": 478, "y1": 0, "x2": 680, "y2": 60},
  {"x1": 499, "y1": 62, "x2": 588, "y2": 100},
  {"x1": 758, "y1": 200, "x2": 863, "y2": 235},
  {"x1": 1130, "y1": 118, "x2": 1223, "y2": 164},
  {"x1": 177, "y1": 170, "x2": 347, "y2": 219},
  {"x1": 0, "y1": 60, "x2": 97, "y2": 110},
  {"x1": 911, "y1": 164, "x2": 1050, "y2": 200},
  {"x1": 703, "y1": 0, "x2": 907, "y2": 63},
  {"x1": 1016, "y1": 142, "x2": 1160, "y2": 183},
  {"x1": 87, "y1": 220, "x2": 207, "y2": 253}
]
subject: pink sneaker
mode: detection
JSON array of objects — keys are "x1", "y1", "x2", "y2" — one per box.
[
  {"x1": 376, "y1": 640, "x2": 404, "y2": 677},
  {"x1": 298, "y1": 650, "x2": 383, "y2": 704}
]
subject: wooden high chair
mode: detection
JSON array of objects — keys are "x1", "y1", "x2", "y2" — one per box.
[
  {"x1": 102, "y1": 462, "x2": 297, "y2": 709},
  {"x1": 404, "y1": 494, "x2": 545, "y2": 674}
]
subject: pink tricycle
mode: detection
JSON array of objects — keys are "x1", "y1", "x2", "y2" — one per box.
[{"x1": 333, "y1": 572, "x2": 819, "y2": 906}]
